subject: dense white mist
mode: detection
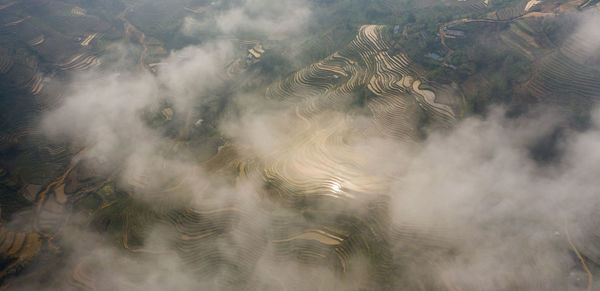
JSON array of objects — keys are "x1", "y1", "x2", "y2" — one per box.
[
  {"x1": 374, "y1": 108, "x2": 600, "y2": 290},
  {"x1": 216, "y1": 0, "x2": 311, "y2": 36},
  {"x1": 182, "y1": 0, "x2": 311, "y2": 38},
  {"x1": 574, "y1": 8, "x2": 600, "y2": 57}
]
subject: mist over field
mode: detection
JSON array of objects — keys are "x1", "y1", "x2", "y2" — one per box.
[{"x1": 1, "y1": 0, "x2": 600, "y2": 290}]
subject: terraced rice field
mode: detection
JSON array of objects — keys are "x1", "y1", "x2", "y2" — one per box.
[
  {"x1": 71, "y1": 6, "x2": 86, "y2": 16},
  {"x1": 3, "y1": 16, "x2": 28, "y2": 27},
  {"x1": 36, "y1": 184, "x2": 68, "y2": 233},
  {"x1": 39, "y1": 24, "x2": 459, "y2": 289},
  {"x1": 0, "y1": 54, "x2": 13, "y2": 74},
  {"x1": 499, "y1": 20, "x2": 548, "y2": 60},
  {"x1": 80, "y1": 33, "x2": 98, "y2": 47},
  {"x1": 526, "y1": 27, "x2": 600, "y2": 101},
  {"x1": 0, "y1": 225, "x2": 42, "y2": 278},
  {"x1": 28, "y1": 73, "x2": 44, "y2": 95},
  {"x1": 263, "y1": 26, "x2": 419, "y2": 205},
  {"x1": 28, "y1": 35, "x2": 45, "y2": 47},
  {"x1": 31, "y1": 150, "x2": 84, "y2": 232},
  {"x1": 57, "y1": 54, "x2": 99, "y2": 71},
  {"x1": 455, "y1": 0, "x2": 489, "y2": 12},
  {"x1": 268, "y1": 25, "x2": 454, "y2": 140},
  {"x1": 528, "y1": 53, "x2": 600, "y2": 99},
  {"x1": 165, "y1": 207, "x2": 264, "y2": 280},
  {"x1": 229, "y1": 25, "x2": 455, "y2": 285},
  {"x1": 493, "y1": 0, "x2": 530, "y2": 20},
  {"x1": 259, "y1": 25, "x2": 456, "y2": 285},
  {"x1": 262, "y1": 24, "x2": 455, "y2": 217},
  {"x1": 2, "y1": 1, "x2": 600, "y2": 288}
]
